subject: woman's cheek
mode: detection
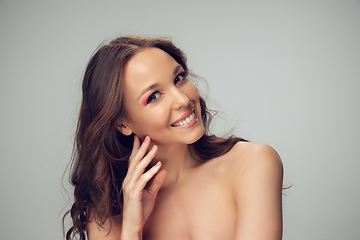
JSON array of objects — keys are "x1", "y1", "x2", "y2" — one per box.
[{"x1": 151, "y1": 107, "x2": 171, "y2": 126}]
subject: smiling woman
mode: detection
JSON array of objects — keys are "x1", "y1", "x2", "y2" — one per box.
[
  {"x1": 63, "y1": 36, "x2": 283, "y2": 240},
  {"x1": 118, "y1": 47, "x2": 204, "y2": 146}
]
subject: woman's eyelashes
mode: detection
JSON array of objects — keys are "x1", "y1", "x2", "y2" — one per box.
[
  {"x1": 142, "y1": 72, "x2": 186, "y2": 105},
  {"x1": 146, "y1": 91, "x2": 164, "y2": 104},
  {"x1": 174, "y1": 72, "x2": 186, "y2": 86}
]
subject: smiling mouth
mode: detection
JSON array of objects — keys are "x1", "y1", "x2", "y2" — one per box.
[{"x1": 171, "y1": 109, "x2": 196, "y2": 127}]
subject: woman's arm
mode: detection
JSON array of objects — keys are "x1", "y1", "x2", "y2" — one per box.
[
  {"x1": 232, "y1": 143, "x2": 283, "y2": 240},
  {"x1": 87, "y1": 136, "x2": 167, "y2": 240}
]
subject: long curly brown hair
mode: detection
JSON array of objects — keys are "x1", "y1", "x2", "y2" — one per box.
[{"x1": 63, "y1": 36, "x2": 247, "y2": 240}]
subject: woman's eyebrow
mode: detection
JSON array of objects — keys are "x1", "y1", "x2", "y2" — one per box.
[
  {"x1": 136, "y1": 65, "x2": 182, "y2": 101},
  {"x1": 173, "y1": 65, "x2": 182, "y2": 76},
  {"x1": 137, "y1": 83, "x2": 160, "y2": 101}
]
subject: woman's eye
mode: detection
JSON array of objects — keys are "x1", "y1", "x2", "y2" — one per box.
[
  {"x1": 147, "y1": 91, "x2": 163, "y2": 104},
  {"x1": 174, "y1": 72, "x2": 186, "y2": 86}
]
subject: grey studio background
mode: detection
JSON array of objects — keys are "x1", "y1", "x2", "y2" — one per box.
[{"x1": 1, "y1": 0, "x2": 359, "y2": 239}]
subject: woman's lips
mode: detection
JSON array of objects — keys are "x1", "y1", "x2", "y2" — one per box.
[{"x1": 171, "y1": 107, "x2": 195, "y2": 127}]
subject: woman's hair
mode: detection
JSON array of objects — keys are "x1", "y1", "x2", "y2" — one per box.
[{"x1": 63, "y1": 36, "x2": 247, "y2": 240}]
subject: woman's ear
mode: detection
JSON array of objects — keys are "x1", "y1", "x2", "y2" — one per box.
[{"x1": 116, "y1": 120, "x2": 133, "y2": 136}]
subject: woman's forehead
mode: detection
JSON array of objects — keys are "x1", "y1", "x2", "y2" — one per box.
[
  {"x1": 122, "y1": 48, "x2": 179, "y2": 101},
  {"x1": 127, "y1": 48, "x2": 176, "y2": 73},
  {"x1": 124, "y1": 48, "x2": 178, "y2": 87}
]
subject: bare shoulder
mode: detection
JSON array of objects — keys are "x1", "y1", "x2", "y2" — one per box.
[
  {"x1": 86, "y1": 209, "x2": 122, "y2": 240},
  {"x1": 228, "y1": 141, "x2": 281, "y2": 160},
  {"x1": 224, "y1": 142, "x2": 283, "y2": 239},
  {"x1": 224, "y1": 141, "x2": 283, "y2": 178}
]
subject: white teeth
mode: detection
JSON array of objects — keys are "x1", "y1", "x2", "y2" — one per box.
[{"x1": 173, "y1": 112, "x2": 195, "y2": 127}]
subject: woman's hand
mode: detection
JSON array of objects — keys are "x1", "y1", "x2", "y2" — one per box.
[{"x1": 121, "y1": 135, "x2": 167, "y2": 240}]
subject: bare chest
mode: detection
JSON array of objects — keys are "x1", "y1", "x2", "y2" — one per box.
[{"x1": 143, "y1": 170, "x2": 236, "y2": 240}]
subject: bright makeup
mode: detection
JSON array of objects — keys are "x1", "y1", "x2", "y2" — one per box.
[{"x1": 140, "y1": 92, "x2": 165, "y2": 105}]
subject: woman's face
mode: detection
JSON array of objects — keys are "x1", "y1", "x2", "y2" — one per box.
[{"x1": 120, "y1": 47, "x2": 204, "y2": 146}]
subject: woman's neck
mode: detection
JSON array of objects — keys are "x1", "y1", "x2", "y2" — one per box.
[{"x1": 152, "y1": 144, "x2": 200, "y2": 187}]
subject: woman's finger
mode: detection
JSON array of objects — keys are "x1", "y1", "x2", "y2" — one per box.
[
  {"x1": 129, "y1": 135, "x2": 140, "y2": 159},
  {"x1": 127, "y1": 145, "x2": 158, "y2": 187},
  {"x1": 147, "y1": 169, "x2": 168, "y2": 197},
  {"x1": 128, "y1": 135, "x2": 141, "y2": 166},
  {"x1": 127, "y1": 136, "x2": 150, "y2": 176},
  {"x1": 132, "y1": 160, "x2": 163, "y2": 193},
  {"x1": 123, "y1": 135, "x2": 140, "y2": 182}
]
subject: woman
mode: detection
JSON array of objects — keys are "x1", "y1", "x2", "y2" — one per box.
[{"x1": 64, "y1": 36, "x2": 283, "y2": 240}]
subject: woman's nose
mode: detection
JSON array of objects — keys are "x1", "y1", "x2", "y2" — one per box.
[{"x1": 171, "y1": 88, "x2": 190, "y2": 109}]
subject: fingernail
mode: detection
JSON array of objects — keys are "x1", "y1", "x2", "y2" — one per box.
[
  {"x1": 155, "y1": 161, "x2": 161, "y2": 167},
  {"x1": 151, "y1": 145, "x2": 157, "y2": 151}
]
